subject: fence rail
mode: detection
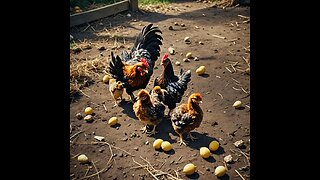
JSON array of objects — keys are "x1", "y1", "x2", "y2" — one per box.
[{"x1": 70, "y1": 0, "x2": 138, "y2": 27}]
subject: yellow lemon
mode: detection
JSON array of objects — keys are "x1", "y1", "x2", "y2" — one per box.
[
  {"x1": 77, "y1": 154, "x2": 89, "y2": 163},
  {"x1": 161, "y1": 141, "x2": 172, "y2": 151},
  {"x1": 84, "y1": 107, "x2": 93, "y2": 115},
  {"x1": 214, "y1": 166, "x2": 227, "y2": 177},
  {"x1": 153, "y1": 139, "x2": 163, "y2": 149},
  {"x1": 209, "y1": 141, "x2": 219, "y2": 151},
  {"x1": 196, "y1": 66, "x2": 206, "y2": 75},
  {"x1": 199, "y1": 147, "x2": 211, "y2": 158},
  {"x1": 233, "y1": 100, "x2": 242, "y2": 108},
  {"x1": 186, "y1": 52, "x2": 193, "y2": 58},
  {"x1": 108, "y1": 117, "x2": 118, "y2": 126},
  {"x1": 183, "y1": 163, "x2": 197, "y2": 175}
]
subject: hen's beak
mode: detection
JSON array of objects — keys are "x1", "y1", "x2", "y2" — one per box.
[
  {"x1": 144, "y1": 69, "x2": 148, "y2": 74},
  {"x1": 160, "y1": 62, "x2": 164, "y2": 65},
  {"x1": 198, "y1": 100, "x2": 203, "y2": 104}
]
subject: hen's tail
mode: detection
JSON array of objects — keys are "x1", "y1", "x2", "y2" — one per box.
[
  {"x1": 131, "y1": 24, "x2": 163, "y2": 62},
  {"x1": 107, "y1": 52, "x2": 125, "y2": 82}
]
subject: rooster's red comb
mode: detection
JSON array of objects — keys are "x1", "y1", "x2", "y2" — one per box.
[
  {"x1": 162, "y1": 53, "x2": 169, "y2": 61},
  {"x1": 140, "y1": 58, "x2": 149, "y2": 69}
]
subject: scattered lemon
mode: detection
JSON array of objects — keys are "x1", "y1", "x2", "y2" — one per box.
[
  {"x1": 77, "y1": 154, "x2": 89, "y2": 163},
  {"x1": 233, "y1": 100, "x2": 242, "y2": 108},
  {"x1": 84, "y1": 107, "x2": 93, "y2": 115},
  {"x1": 214, "y1": 166, "x2": 227, "y2": 177},
  {"x1": 186, "y1": 52, "x2": 193, "y2": 59},
  {"x1": 183, "y1": 163, "x2": 197, "y2": 175},
  {"x1": 102, "y1": 74, "x2": 110, "y2": 83},
  {"x1": 199, "y1": 147, "x2": 211, "y2": 158},
  {"x1": 161, "y1": 141, "x2": 172, "y2": 151},
  {"x1": 153, "y1": 139, "x2": 163, "y2": 150},
  {"x1": 196, "y1": 66, "x2": 206, "y2": 75},
  {"x1": 108, "y1": 117, "x2": 118, "y2": 126},
  {"x1": 209, "y1": 141, "x2": 219, "y2": 151}
]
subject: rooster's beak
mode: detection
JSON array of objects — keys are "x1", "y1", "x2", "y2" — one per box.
[
  {"x1": 160, "y1": 62, "x2": 164, "y2": 65},
  {"x1": 144, "y1": 69, "x2": 148, "y2": 74},
  {"x1": 198, "y1": 100, "x2": 203, "y2": 104}
]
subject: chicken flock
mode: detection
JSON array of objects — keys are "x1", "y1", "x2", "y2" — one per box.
[{"x1": 107, "y1": 24, "x2": 203, "y2": 145}]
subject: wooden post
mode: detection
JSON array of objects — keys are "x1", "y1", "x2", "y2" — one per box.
[{"x1": 129, "y1": 0, "x2": 138, "y2": 11}]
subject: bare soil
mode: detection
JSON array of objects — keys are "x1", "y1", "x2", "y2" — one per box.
[{"x1": 70, "y1": 1, "x2": 250, "y2": 179}]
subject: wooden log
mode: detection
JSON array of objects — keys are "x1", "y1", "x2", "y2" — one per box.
[{"x1": 70, "y1": 1, "x2": 129, "y2": 27}]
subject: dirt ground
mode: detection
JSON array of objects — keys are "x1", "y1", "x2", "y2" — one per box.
[{"x1": 70, "y1": 1, "x2": 250, "y2": 179}]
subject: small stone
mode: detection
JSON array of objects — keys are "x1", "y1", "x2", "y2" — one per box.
[
  {"x1": 174, "y1": 22, "x2": 179, "y2": 26},
  {"x1": 214, "y1": 49, "x2": 218, "y2": 53},
  {"x1": 194, "y1": 57, "x2": 199, "y2": 61},
  {"x1": 84, "y1": 115, "x2": 93, "y2": 122},
  {"x1": 206, "y1": 167, "x2": 210, "y2": 171},
  {"x1": 98, "y1": 46, "x2": 106, "y2": 51},
  {"x1": 198, "y1": 41, "x2": 204, "y2": 45},
  {"x1": 130, "y1": 133, "x2": 137, "y2": 138},
  {"x1": 183, "y1": 58, "x2": 190, "y2": 62},
  {"x1": 224, "y1": 155, "x2": 233, "y2": 163},
  {"x1": 211, "y1": 121, "x2": 218, "y2": 126},
  {"x1": 168, "y1": 47, "x2": 175, "y2": 55},
  {"x1": 184, "y1": 36, "x2": 190, "y2": 42},
  {"x1": 113, "y1": 153, "x2": 117, "y2": 157},
  {"x1": 206, "y1": 109, "x2": 212, "y2": 113},
  {"x1": 122, "y1": 137, "x2": 128, "y2": 141},
  {"x1": 175, "y1": 61, "x2": 181, "y2": 66},
  {"x1": 99, "y1": 149, "x2": 104, "y2": 153},
  {"x1": 127, "y1": 123, "x2": 131, "y2": 127},
  {"x1": 127, "y1": 13, "x2": 131, "y2": 17},
  {"x1": 234, "y1": 140, "x2": 245, "y2": 148},
  {"x1": 168, "y1": 26, "x2": 173, "y2": 30},
  {"x1": 76, "y1": 113, "x2": 83, "y2": 120},
  {"x1": 180, "y1": 23, "x2": 185, "y2": 27},
  {"x1": 116, "y1": 127, "x2": 119, "y2": 130},
  {"x1": 119, "y1": 153, "x2": 124, "y2": 157},
  {"x1": 145, "y1": 141, "x2": 149, "y2": 145},
  {"x1": 134, "y1": 147, "x2": 139, "y2": 151},
  {"x1": 124, "y1": 154, "x2": 128, "y2": 157}
]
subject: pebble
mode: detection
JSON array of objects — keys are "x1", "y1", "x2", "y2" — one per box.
[
  {"x1": 183, "y1": 58, "x2": 190, "y2": 62},
  {"x1": 134, "y1": 147, "x2": 139, "y2": 151},
  {"x1": 234, "y1": 140, "x2": 245, "y2": 148},
  {"x1": 76, "y1": 113, "x2": 83, "y2": 120},
  {"x1": 194, "y1": 57, "x2": 199, "y2": 61},
  {"x1": 206, "y1": 167, "x2": 210, "y2": 171},
  {"x1": 122, "y1": 137, "x2": 128, "y2": 141},
  {"x1": 119, "y1": 153, "x2": 124, "y2": 157},
  {"x1": 99, "y1": 149, "x2": 104, "y2": 153},
  {"x1": 224, "y1": 155, "x2": 233, "y2": 163},
  {"x1": 168, "y1": 26, "x2": 173, "y2": 30},
  {"x1": 145, "y1": 141, "x2": 149, "y2": 145}
]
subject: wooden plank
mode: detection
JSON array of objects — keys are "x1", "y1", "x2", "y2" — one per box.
[
  {"x1": 70, "y1": 0, "x2": 129, "y2": 27},
  {"x1": 129, "y1": 0, "x2": 138, "y2": 11}
]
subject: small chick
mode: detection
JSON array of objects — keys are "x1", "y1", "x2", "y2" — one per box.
[{"x1": 109, "y1": 78, "x2": 124, "y2": 107}]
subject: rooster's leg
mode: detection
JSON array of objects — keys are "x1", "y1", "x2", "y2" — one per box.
[
  {"x1": 188, "y1": 132, "x2": 198, "y2": 141},
  {"x1": 178, "y1": 134, "x2": 186, "y2": 146},
  {"x1": 113, "y1": 97, "x2": 118, "y2": 107},
  {"x1": 147, "y1": 125, "x2": 156, "y2": 136},
  {"x1": 140, "y1": 126, "x2": 147, "y2": 133}
]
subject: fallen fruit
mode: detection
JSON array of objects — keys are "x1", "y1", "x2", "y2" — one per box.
[
  {"x1": 196, "y1": 66, "x2": 206, "y2": 75},
  {"x1": 161, "y1": 141, "x2": 172, "y2": 151},
  {"x1": 200, "y1": 147, "x2": 211, "y2": 158},
  {"x1": 153, "y1": 139, "x2": 163, "y2": 149},
  {"x1": 183, "y1": 163, "x2": 197, "y2": 175},
  {"x1": 78, "y1": 154, "x2": 89, "y2": 163},
  {"x1": 84, "y1": 107, "x2": 93, "y2": 115},
  {"x1": 209, "y1": 141, "x2": 219, "y2": 151},
  {"x1": 108, "y1": 117, "x2": 118, "y2": 126},
  {"x1": 233, "y1": 100, "x2": 242, "y2": 108},
  {"x1": 214, "y1": 166, "x2": 227, "y2": 177},
  {"x1": 102, "y1": 74, "x2": 110, "y2": 83},
  {"x1": 186, "y1": 52, "x2": 192, "y2": 58}
]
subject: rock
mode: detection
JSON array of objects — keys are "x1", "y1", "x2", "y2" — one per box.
[
  {"x1": 206, "y1": 109, "x2": 212, "y2": 113},
  {"x1": 134, "y1": 147, "x2": 139, "y2": 151},
  {"x1": 198, "y1": 41, "x2": 204, "y2": 45},
  {"x1": 181, "y1": 23, "x2": 185, "y2": 27},
  {"x1": 183, "y1": 58, "x2": 190, "y2": 62},
  {"x1": 168, "y1": 26, "x2": 173, "y2": 30},
  {"x1": 174, "y1": 22, "x2": 179, "y2": 26},
  {"x1": 234, "y1": 140, "x2": 245, "y2": 148},
  {"x1": 119, "y1": 153, "x2": 124, "y2": 157},
  {"x1": 130, "y1": 133, "x2": 137, "y2": 138},
  {"x1": 184, "y1": 36, "x2": 190, "y2": 43},
  {"x1": 145, "y1": 141, "x2": 149, "y2": 145},
  {"x1": 211, "y1": 122, "x2": 218, "y2": 126},
  {"x1": 206, "y1": 167, "x2": 210, "y2": 171},
  {"x1": 76, "y1": 113, "x2": 83, "y2": 120},
  {"x1": 99, "y1": 149, "x2": 104, "y2": 153},
  {"x1": 224, "y1": 155, "x2": 233, "y2": 163},
  {"x1": 116, "y1": 127, "x2": 119, "y2": 130},
  {"x1": 194, "y1": 57, "x2": 199, "y2": 61},
  {"x1": 127, "y1": 13, "x2": 131, "y2": 17},
  {"x1": 122, "y1": 137, "x2": 128, "y2": 141},
  {"x1": 84, "y1": 115, "x2": 93, "y2": 122},
  {"x1": 94, "y1": 136, "x2": 105, "y2": 141},
  {"x1": 175, "y1": 61, "x2": 181, "y2": 66},
  {"x1": 127, "y1": 123, "x2": 131, "y2": 127},
  {"x1": 113, "y1": 153, "x2": 117, "y2": 157},
  {"x1": 168, "y1": 47, "x2": 175, "y2": 55},
  {"x1": 98, "y1": 46, "x2": 106, "y2": 51}
]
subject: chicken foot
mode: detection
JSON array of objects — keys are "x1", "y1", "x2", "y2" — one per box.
[
  {"x1": 178, "y1": 134, "x2": 187, "y2": 146},
  {"x1": 187, "y1": 132, "x2": 198, "y2": 141}
]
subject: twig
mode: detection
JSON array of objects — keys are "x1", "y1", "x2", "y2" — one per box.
[
  {"x1": 236, "y1": 21, "x2": 239, "y2": 27},
  {"x1": 232, "y1": 78, "x2": 241, "y2": 84},
  {"x1": 227, "y1": 49, "x2": 234, "y2": 55},
  {"x1": 147, "y1": 168, "x2": 159, "y2": 180},
  {"x1": 80, "y1": 165, "x2": 112, "y2": 180},
  {"x1": 90, "y1": 26, "x2": 96, "y2": 31},
  {"x1": 177, "y1": 156, "x2": 183, "y2": 162},
  {"x1": 70, "y1": 130, "x2": 83, "y2": 140},
  {"x1": 226, "y1": 38, "x2": 238, "y2": 42},
  {"x1": 238, "y1": 14, "x2": 249, "y2": 19},
  {"x1": 245, "y1": 105, "x2": 250, "y2": 109},
  {"x1": 70, "y1": 124, "x2": 73, "y2": 134},
  {"x1": 92, "y1": 161, "x2": 101, "y2": 180},
  {"x1": 83, "y1": 165, "x2": 91, "y2": 178},
  {"x1": 231, "y1": 64, "x2": 237, "y2": 72},
  {"x1": 243, "y1": 20, "x2": 250, "y2": 23},
  {"x1": 225, "y1": 66, "x2": 233, "y2": 73},
  {"x1": 103, "y1": 104, "x2": 108, "y2": 112},
  {"x1": 82, "y1": 24, "x2": 91, "y2": 32},
  {"x1": 235, "y1": 169, "x2": 246, "y2": 180},
  {"x1": 238, "y1": 149, "x2": 250, "y2": 165},
  {"x1": 198, "y1": 170, "x2": 204, "y2": 175},
  {"x1": 212, "y1": 34, "x2": 226, "y2": 39},
  {"x1": 79, "y1": 89, "x2": 91, "y2": 98},
  {"x1": 159, "y1": 161, "x2": 166, "y2": 169},
  {"x1": 242, "y1": 56, "x2": 250, "y2": 67},
  {"x1": 232, "y1": 87, "x2": 241, "y2": 91},
  {"x1": 217, "y1": 93, "x2": 223, "y2": 99},
  {"x1": 241, "y1": 87, "x2": 248, "y2": 94}
]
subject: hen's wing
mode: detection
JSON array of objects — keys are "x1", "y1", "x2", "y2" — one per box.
[
  {"x1": 166, "y1": 69, "x2": 192, "y2": 104},
  {"x1": 171, "y1": 108, "x2": 194, "y2": 130}
]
